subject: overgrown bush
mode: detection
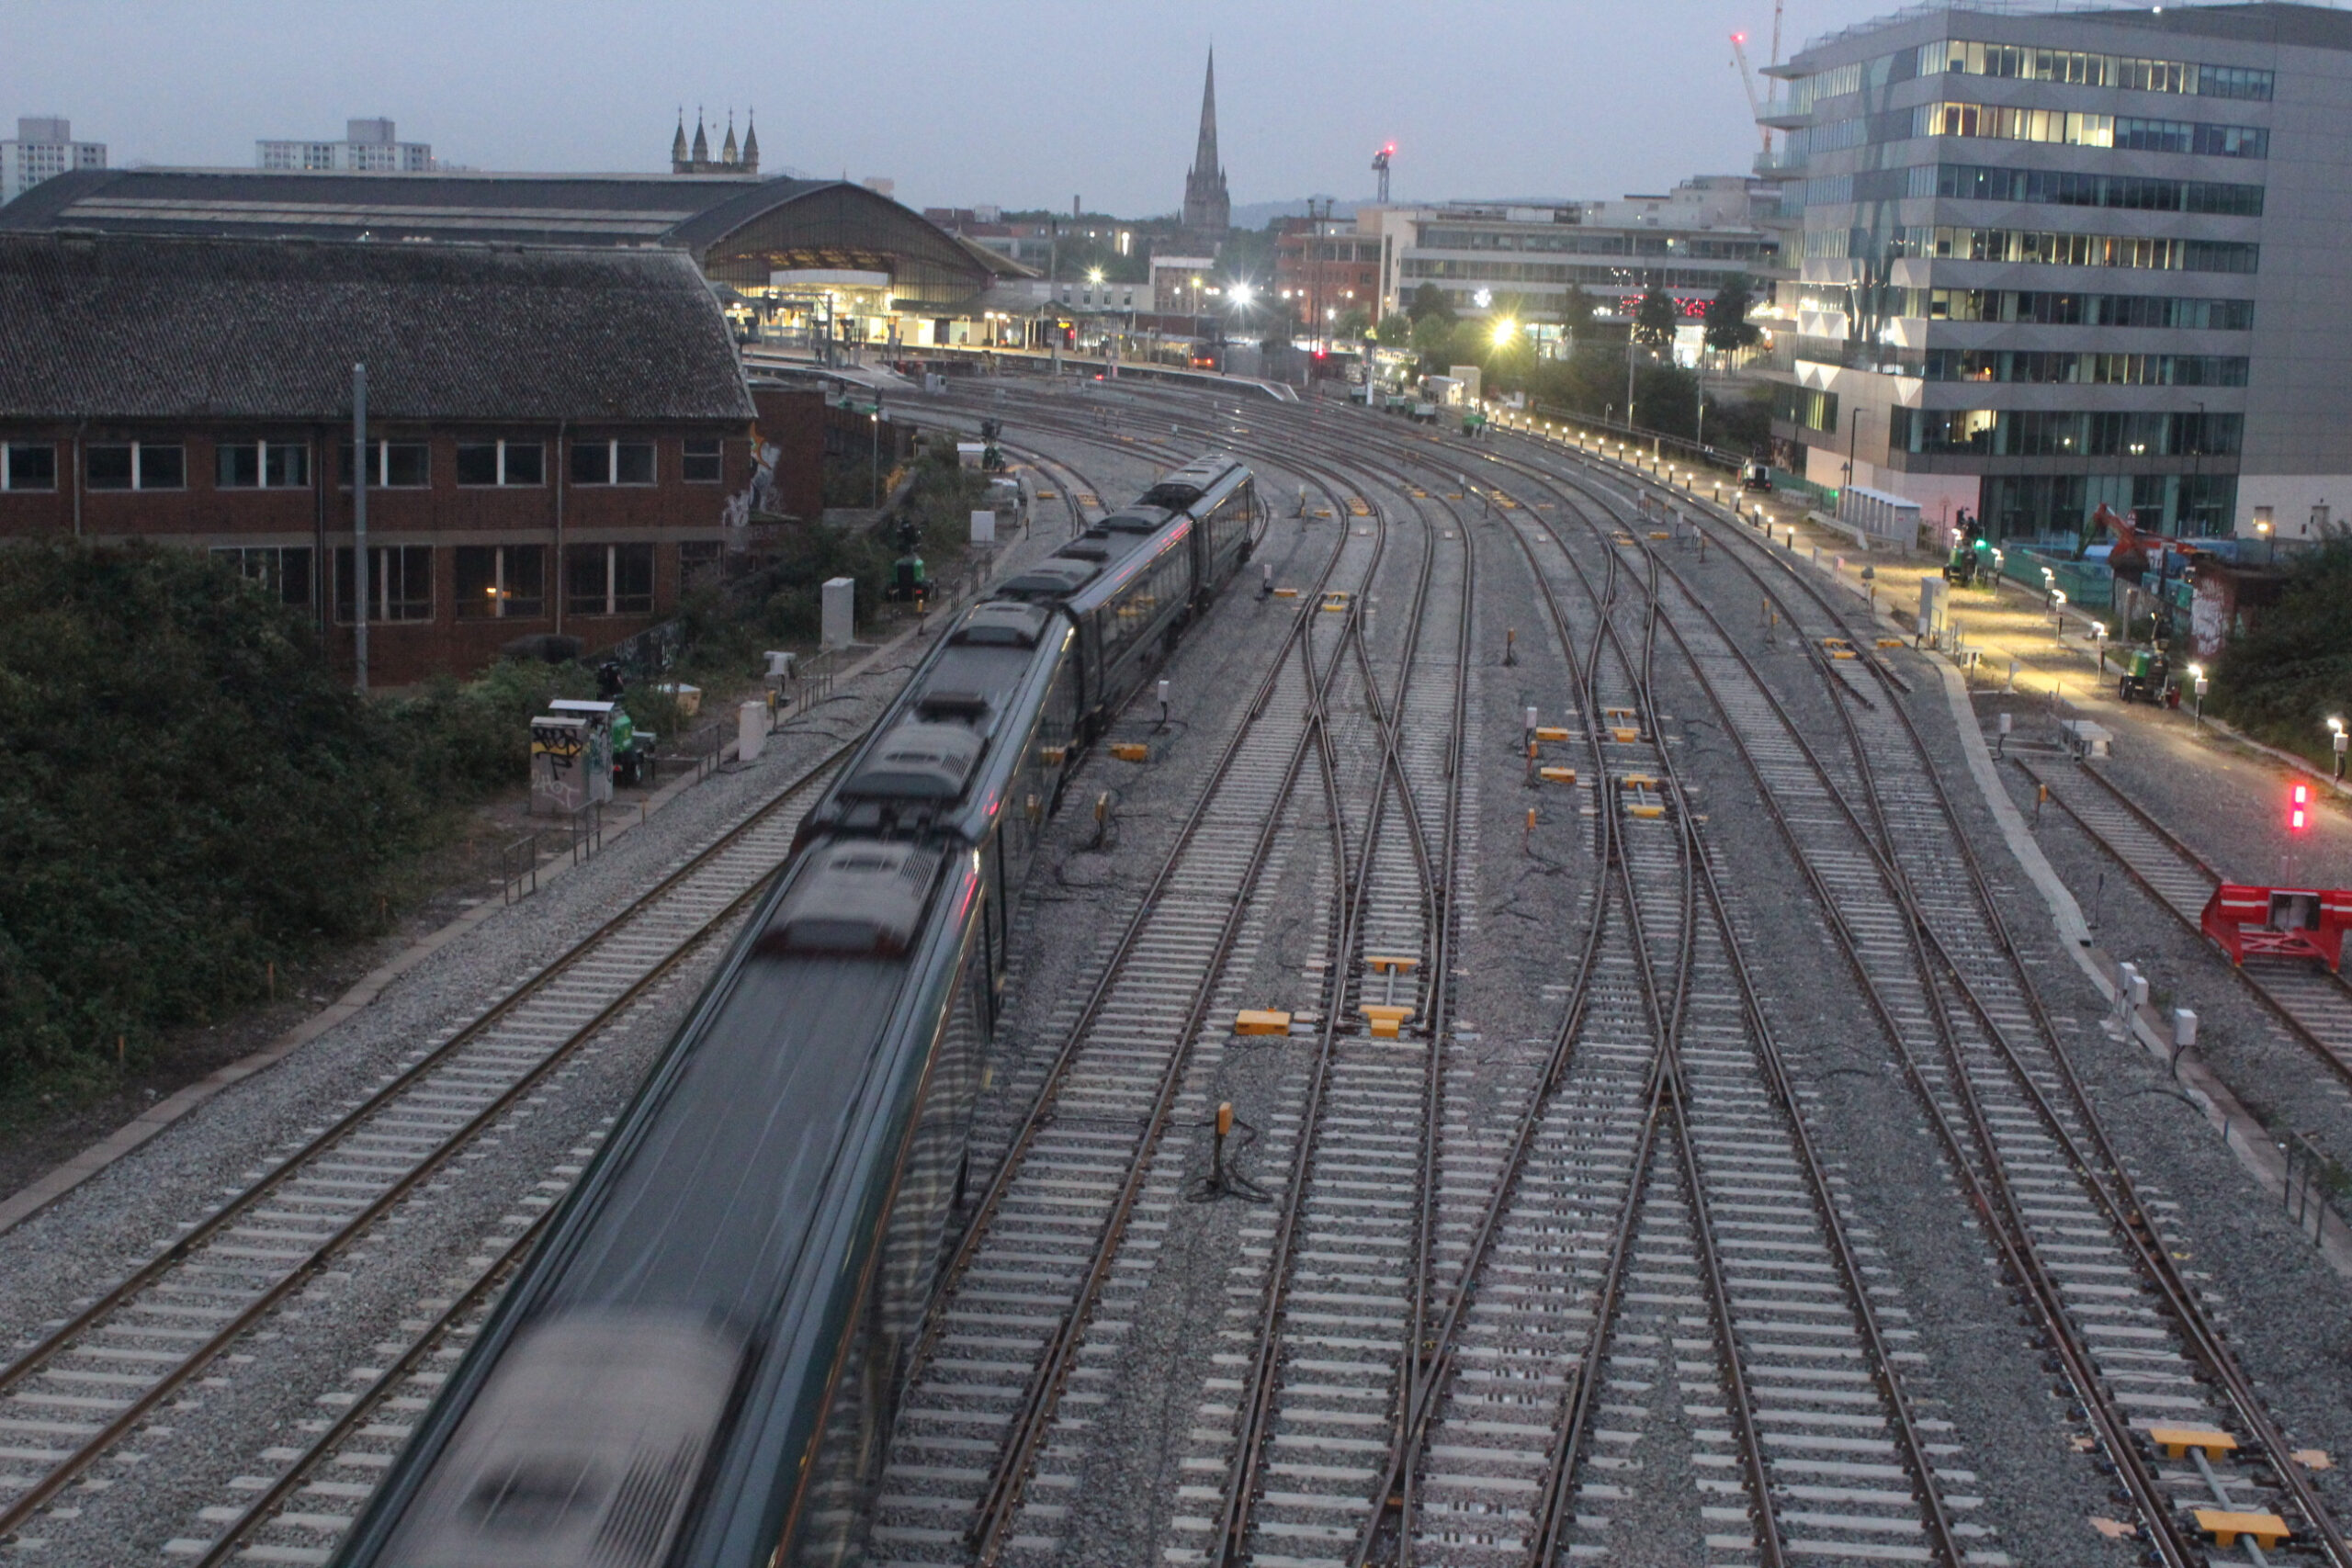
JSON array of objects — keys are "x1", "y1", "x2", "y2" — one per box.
[
  {"x1": 0, "y1": 542, "x2": 430, "y2": 1093},
  {"x1": 2212, "y1": 537, "x2": 2352, "y2": 759}
]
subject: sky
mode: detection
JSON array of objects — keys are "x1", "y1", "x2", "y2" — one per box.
[{"x1": 8, "y1": 0, "x2": 1913, "y2": 215}]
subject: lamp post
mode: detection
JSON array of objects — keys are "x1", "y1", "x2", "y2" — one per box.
[
  {"x1": 2091, "y1": 620, "x2": 2107, "y2": 675},
  {"x1": 2333, "y1": 716, "x2": 2347, "y2": 782},
  {"x1": 2190, "y1": 662, "x2": 2207, "y2": 727}
]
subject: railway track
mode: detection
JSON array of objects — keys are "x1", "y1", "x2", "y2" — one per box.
[
  {"x1": 0, "y1": 739, "x2": 858, "y2": 1548},
  {"x1": 873, "y1": 461, "x2": 1382, "y2": 1566},
  {"x1": 123, "y1": 432, "x2": 1145, "y2": 1567},
  {"x1": 1522, "y1": 429, "x2": 2352, "y2": 1568},
  {"x1": 2016, "y1": 753, "x2": 2352, "y2": 1084},
  {"x1": 1204, "y1": 461, "x2": 1472, "y2": 1566}
]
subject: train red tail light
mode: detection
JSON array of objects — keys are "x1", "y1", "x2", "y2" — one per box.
[{"x1": 2292, "y1": 783, "x2": 2312, "y2": 833}]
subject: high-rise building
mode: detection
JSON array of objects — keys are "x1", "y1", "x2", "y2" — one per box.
[
  {"x1": 1180, "y1": 51, "x2": 1230, "y2": 239},
  {"x1": 257, "y1": 118, "x2": 433, "y2": 173},
  {"x1": 3, "y1": 118, "x2": 106, "y2": 206},
  {"x1": 1758, "y1": 1, "x2": 2352, "y2": 544}
]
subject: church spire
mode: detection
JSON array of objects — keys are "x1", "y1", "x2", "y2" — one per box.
[
  {"x1": 741, "y1": 109, "x2": 759, "y2": 175},
  {"x1": 722, "y1": 108, "x2": 739, "y2": 165},
  {"x1": 1193, "y1": 49, "x2": 1220, "y2": 188},
  {"x1": 1180, "y1": 49, "x2": 1230, "y2": 237},
  {"x1": 691, "y1": 107, "x2": 709, "y2": 165},
  {"x1": 671, "y1": 108, "x2": 688, "y2": 170}
]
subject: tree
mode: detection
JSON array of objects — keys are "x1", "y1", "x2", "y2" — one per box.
[
  {"x1": 1633, "y1": 285, "x2": 1679, "y2": 349},
  {"x1": 1410, "y1": 312, "x2": 1456, "y2": 363},
  {"x1": 1703, "y1": 273, "x2": 1762, "y2": 354},
  {"x1": 1334, "y1": 307, "x2": 1373, "y2": 341},
  {"x1": 1408, "y1": 282, "x2": 1455, "y2": 324},
  {"x1": 1560, "y1": 285, "x2": 1601, "y2": 338},
  {"x1": 1374, "y1": 312, "x2": 1414, "y2": 345}
]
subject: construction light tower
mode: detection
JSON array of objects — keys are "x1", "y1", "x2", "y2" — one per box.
[{"x1": 1372, "y1": 142, "x2": 1394, "y2": 204}]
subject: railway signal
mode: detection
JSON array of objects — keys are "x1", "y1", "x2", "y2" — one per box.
[{"x1": 2291, "y1": 782, "x2": 2312, "y2": 834}]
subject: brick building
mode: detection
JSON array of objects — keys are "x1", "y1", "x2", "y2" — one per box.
[
  {"x1": 1273, "y1": 216, "x2": 1381, "y2": 340},
  {"x1": 0, "y1": 231, "x2": 756, "y2": 684}
]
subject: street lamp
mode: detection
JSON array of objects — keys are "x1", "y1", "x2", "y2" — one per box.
[
  {"x1": 2189, "y1": 662, "x2": 2207, "y2": 726},
  {"x1": 2091, "y1": 620, "x2": 2108, "y2": 674},
  {"x1": 2332, "y1": 716, "x2": 2347, "y2": 781},
  {"x1": 2052, "y1": 588, "x2": 2068, "y2": 634}
]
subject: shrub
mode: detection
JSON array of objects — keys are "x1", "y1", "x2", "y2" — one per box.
[
  {"x1": 0, "y1": 542, "x2": 429, "y2": 1091},
  {"x1": 2211, "y1": 537, "x2": 2352, "y2": 759}
]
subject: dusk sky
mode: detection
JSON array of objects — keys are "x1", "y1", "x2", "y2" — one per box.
[{"x1": 11, "y1": 1, "x2": 1916, "y2": 214}]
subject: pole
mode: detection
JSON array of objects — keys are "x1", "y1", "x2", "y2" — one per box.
[
  {"x1": 1624, "y1": 333, "x2": 1636, "y2": 434},
  {"x1": 352, "y1": 362, "x2": 368, "y2": 694}
]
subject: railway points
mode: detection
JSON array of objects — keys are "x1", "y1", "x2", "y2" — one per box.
[{"x1": 8, "y1": 376, "x2": 2352, "y2": 1568}]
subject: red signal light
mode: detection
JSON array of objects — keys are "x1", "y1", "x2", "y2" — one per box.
[{"x1": 2292, "y1": 783, "x2": 2312, "y2": 833}]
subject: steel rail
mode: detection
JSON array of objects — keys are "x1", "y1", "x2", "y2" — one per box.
[
  {"x1": 1531, "y1": 448, "x2": 1974, "y2": 1566},
  {"x1": 1553, "y1": 456, "x2": 2331, "y2": 1567},
  {"x1": 2016, "y1": 752, "x2": 2352, "y2": 1098},
  {"x1": 962, "y1": 482, "x2": 1384, "y2": 1564},
  {"x1": 1609, "y1": 453, "x2": 2352, "y2": 1567},
  {"x1": 1208, "y1": 463, "x2": 1469, "y2": 1563},
  {"x1": 1548, "y1": 455, "x2": 2211, "y2": 1564},
  {"x1": 1343, "y1": 483, "x2": 1632, "y2": 1568},
  {"x1": 0, "y1": 740, "x2": 859, "y2": 1542},
  {"x1": 187, "y1": 1204, "x2": 558, "y2": 1567}
]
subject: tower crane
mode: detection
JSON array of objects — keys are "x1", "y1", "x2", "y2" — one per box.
[
  {"x1": 1730, "y1": 32, "x2": 1772, "y2": 152},
  {"x1": 1371, "y1": 142, "x2": 1394, "y2": 205}
]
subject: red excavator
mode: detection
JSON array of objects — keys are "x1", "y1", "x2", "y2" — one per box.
[{"x1": 2077, "y1": 502, "x2": 2211, "y2": 584}]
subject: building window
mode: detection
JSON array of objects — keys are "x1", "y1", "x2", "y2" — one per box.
[
  {"x1": 680, "y1": 539, "x2": 725, "y2": 588},
  {"x1": 455, "y1": 439, "x2": 546, "y2": 487},
  {"x1": 1, "y1": 443, "x2": 56, "y2": 491},
  {"x1": 85, "y1": 442, "x2": 185, "y2": 491},
  {"x1": 215, "y1": 440, "x2": 311, "y2": 489},
  {"x1": 336, "y1": 440, "x2": 432, "y2": 489},
  {"x1": 681, "y1": 438, "x2": 723, "y2": 483},
  {"x1": 454, "y1": 545, "x2": 547, "y2": 619},
  {"x1": 565, "y1": 542, "x2": 656, "y2": 615},
  {"x1": 334, "y1": 545, "x2": 435, "y2": 623},
  {"x1": 211, "y1": 546, "x2": 314, "y2": 607},
  {"x1": 571, "y1": 439, "x2": 657, "y2": 486}
]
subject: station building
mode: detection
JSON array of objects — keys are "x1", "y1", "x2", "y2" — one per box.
[
  {"x1": 1366, "y1": 176, "x2": 1781, "y2": 343},
  {"x1": 0, "y1": 231, "x2": 757, "y2": 685},
  {"x1": 1756, "y1": 1, "x2": 2352, "y2": 543},
  {"x1": 0, "y1": 163, "x2": 1030, "y2": 356}
]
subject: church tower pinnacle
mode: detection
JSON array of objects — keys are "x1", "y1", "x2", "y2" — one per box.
[{"x1": 1180, "y1": 49, "x2": 1230, "y2": 237}]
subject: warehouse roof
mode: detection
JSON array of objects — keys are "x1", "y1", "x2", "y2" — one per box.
[
  {"x1": 0, "y1": 168, "x2": 1022, "y2": 303},
  {"x1": 0, "y1": 231, "x2": 755, "y2": 423}
]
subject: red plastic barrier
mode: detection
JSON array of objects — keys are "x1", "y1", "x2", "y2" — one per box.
[{"x1": 2199, "y1": 885, "x2": 2352, "y2": 969}]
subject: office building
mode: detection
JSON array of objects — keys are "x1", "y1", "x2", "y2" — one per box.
[
  {"x1": 1370, "y1": 176, "x2": 1781, "y2": 338},
  {"x1": 2, "y1": 118, "x2": 105, "y2": 205},
  {"x1": 257, "y1": 118, "x2": 434, "y2": 173},
  {"x1": 1758, "y1": 1, "x2": 2352, "y2": 542}
]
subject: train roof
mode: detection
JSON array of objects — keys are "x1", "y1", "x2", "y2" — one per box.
[
  {"x1": 802, "y1": 597, "x2": 1070, "y2": 843},
  {"x1": 1137, "y1": 452, "x2": 1246, "y2": 510},
  {"x1": 354, "y1": 839, "x2": 980, "y2": 1568}
]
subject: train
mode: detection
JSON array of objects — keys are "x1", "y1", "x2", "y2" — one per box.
[{"x1": 328, "y1": 454, "x2": 1258, "y2": 1568}]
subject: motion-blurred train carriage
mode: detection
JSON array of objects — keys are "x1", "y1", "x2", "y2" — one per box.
[{"x1": 331, "y1": 456, "x2": 1256, "y2": 1568}]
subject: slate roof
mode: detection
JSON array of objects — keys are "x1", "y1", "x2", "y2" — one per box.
[
  {"x1": 0, "y1": 168, "x2": 820, "y2": 249},
  {"x1": 0, "y1": 231, "x2": 755, "y2": 423}
]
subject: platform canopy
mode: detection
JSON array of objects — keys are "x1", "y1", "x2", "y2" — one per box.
[{"x1": 0, "y1": 168, "x2": 1025, "y2": 310}]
